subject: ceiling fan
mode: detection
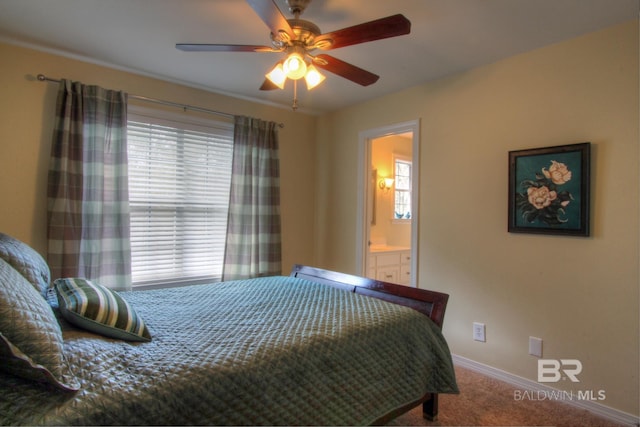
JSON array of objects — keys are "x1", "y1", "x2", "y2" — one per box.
[{"x1": 176, "y1": 0, "x2": 411, "y2": 110}]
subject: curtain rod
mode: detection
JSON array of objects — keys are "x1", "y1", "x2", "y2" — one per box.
[{"x1": 36, "y1": 74, "x2": 284, "y2": 128}]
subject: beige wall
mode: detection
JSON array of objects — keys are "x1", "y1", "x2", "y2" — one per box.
[
  {"x1": 316, "y1": 20, "x2": 639, "y2": 416},
  {"x1": 0, "y1": 42, "x2": 317, "y2": 274}
]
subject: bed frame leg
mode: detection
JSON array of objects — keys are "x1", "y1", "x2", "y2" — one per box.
[{"x1": 422, "y1": 393, "x2": 439, "y2": 421}]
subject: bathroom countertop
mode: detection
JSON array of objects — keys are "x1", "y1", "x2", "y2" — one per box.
[{"x1": 369, "y1": 245, "x2": 410, "y2": 253}]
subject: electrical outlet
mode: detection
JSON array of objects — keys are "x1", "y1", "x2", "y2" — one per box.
[
  {"x1": 473, "y1": 322, "x2": 486, "y2": 342},
  {"x1": 529, "y1": 336, "x2": 543, "y2": 357}
]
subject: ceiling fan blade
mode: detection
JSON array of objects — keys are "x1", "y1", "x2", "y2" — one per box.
[
  {"x1": 313, "y1": 54, "x2": 379, "y2": 86},
  {"x1": 176, "y1": 43, "x2": 275, "y2": 52},
  {"x1": 246, "y1": 0, "x2": 295, "y2": 41},
  {"x1": 315, "y1": 14, "x2": 411, "y2": 50}
]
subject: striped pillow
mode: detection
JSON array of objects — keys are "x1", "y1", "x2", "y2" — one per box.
[{"x1": 54, "y1": 278, "x2": 151, "y2": 342}]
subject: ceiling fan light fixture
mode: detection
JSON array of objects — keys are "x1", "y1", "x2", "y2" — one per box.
[
  {"x1": 283, "y1": 52, "x2": 307, "y2": 80},
  {"x1": 177, "y1": 1, "x2": 412, "y2": 110},
  {"x1": 304, "y1": 64, "x2": 325, "y2": 90},
  {"x1": 265, "y1": 63, "x2": 287, "y2": 89}
]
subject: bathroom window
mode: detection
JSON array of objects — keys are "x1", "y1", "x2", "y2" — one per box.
[{"x1": 394, "y1": 157, "x2": 412, "y2": 220}]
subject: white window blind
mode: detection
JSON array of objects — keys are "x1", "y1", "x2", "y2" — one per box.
[{"x1": 127, "y1": 107, "x2": 234, "y2": 287}]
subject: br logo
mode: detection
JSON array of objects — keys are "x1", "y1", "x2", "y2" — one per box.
[{"x1": 537, "y1": 359, "x2": 582, "y2": 383}]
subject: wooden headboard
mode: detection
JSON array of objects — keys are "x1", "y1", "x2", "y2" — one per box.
[{"x1": 289, "y1": 264, "x2": 450, "y2": 329}]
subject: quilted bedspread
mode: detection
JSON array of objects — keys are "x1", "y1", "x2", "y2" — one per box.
[{"x1": 0, "y1": 276, "x2": 458, "y2": 425}]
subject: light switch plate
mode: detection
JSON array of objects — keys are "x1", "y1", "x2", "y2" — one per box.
[
  {"x1": 473, "y1": 322, "x2": 486, "y2": 342},
  {"x1": 529, "y1": 336, "x2": 543, "y2": 357}
]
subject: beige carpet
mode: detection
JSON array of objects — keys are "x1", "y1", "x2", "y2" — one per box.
[{"x1": 389, "y1": 365, "x2": 626, "y2": 427}]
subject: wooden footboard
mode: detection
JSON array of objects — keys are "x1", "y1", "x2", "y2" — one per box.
[
  {"x1": 289, "y1": 264, "x2": 450, "y2": 421},
  {"x1": 289, "y1": 264, "x2": 449, "y2": 328}
]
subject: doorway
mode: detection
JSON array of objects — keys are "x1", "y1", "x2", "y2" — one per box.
[{"x1": 356, "y1": 120, "x2": 419, "y2": 287}]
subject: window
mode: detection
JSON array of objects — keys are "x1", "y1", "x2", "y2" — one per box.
[
  {"x1": 394, "y1": 157, "x2": 412, "y2": 220},
  {"x1": 127, "y1": 107, "x2": 233, "y2": 287}
]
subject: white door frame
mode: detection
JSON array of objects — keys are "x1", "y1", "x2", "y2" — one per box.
[{"x1": 356, "y1": 119, "x2": 420, "y2": 286}]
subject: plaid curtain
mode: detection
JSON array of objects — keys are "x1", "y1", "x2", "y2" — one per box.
[
  {"x1": 47, "y1": 80, "x2": 132, "y2": 290},
  {"x1": 223, "y1": 116, "x2": 282, "y2": 280}
]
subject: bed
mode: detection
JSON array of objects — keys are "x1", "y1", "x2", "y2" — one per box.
[{"x1": 0, "y1": 233, "x2": 458, "y2": 426}]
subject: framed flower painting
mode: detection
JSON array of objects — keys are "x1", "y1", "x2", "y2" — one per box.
[{"x1": 508, "y1": 142, "x2": 590, "y2": 236}]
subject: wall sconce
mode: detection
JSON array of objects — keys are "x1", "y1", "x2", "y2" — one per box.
[{"x1": 378, "y1": 177, "x2": 394, "y2": 193}]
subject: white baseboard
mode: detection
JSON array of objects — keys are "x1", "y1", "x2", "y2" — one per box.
[{"x1": 451, "y1": 354, "x2": 640, "y2": 427}]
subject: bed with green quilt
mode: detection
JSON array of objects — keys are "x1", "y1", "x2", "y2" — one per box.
[{"x1": 0, "y1": 232, "x2": 458, "y2": 426}]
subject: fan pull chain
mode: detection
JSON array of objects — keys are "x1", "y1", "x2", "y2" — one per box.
[{"x1": 292, "y1": 79, "x2": 298, "y2": 111}]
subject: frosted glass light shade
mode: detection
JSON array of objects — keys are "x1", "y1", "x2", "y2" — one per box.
[
  {"x1": 265, "y1": 63, "x2": 286, "y2": 89},
  {"x1": 304, "y1": 65, "x2": 325, "y2": 90},
  {"x1": 283, "y1": 53, "x2": 307, "y2": 80}
]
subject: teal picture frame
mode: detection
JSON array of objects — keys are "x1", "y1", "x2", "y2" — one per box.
[{"x1": 508, "y1": 142, "x2": 590, "y2": 236}]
